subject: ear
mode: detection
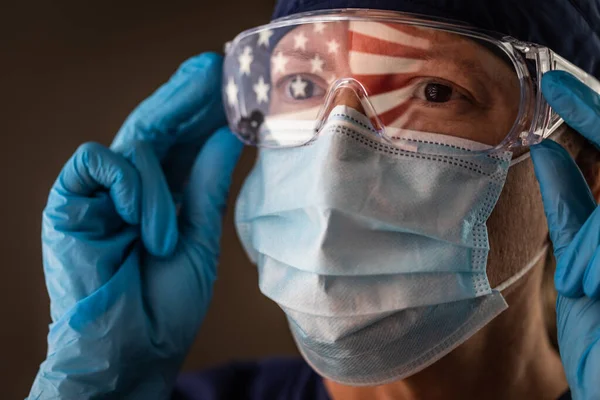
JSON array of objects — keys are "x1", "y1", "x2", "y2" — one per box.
[
  {"x1": 591, "y1": 177, "x2": 600, "y2": 202},
  {"x1": 592, "y1": 176, "x2": 600, "y2": 202},
  {"x1": 546, "y1": 125, "x2": 600, "y2": 202}
]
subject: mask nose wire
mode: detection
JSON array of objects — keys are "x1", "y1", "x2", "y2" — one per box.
[{"x1": 314, "y1": 78, "x2": 384, "y2": 136}]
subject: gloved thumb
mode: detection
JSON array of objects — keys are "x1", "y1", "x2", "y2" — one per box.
[
  {"x1": 530, "y1": 71, "x2": 600, "y2": 296},
  {"x1": 179, "y1": 127, "x2": 244, "y2": 262},
  {"x1": 531, "y1": 140, "x2": 596, "y2": 257},
  {"x1": 541, "y1": 71, "x2": 600, "y2": 149},
  {"x1": 531, "y1": 140, "x2": 596, "y2": 296}
]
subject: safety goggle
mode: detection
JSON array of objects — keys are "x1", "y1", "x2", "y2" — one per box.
[{"x1": 223, "y1": 8, "x2": 600, "y2": 154}]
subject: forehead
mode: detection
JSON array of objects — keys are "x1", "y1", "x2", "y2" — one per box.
[
  {"x1": 273, "y1": 21, "x2": 487, "y2": 54},
  {"x1": 270, "y1": 21, "x2": 517, "y2": 93}
]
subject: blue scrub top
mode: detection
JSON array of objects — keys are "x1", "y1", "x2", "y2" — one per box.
[{"x1": 172, "y1": 357, "x2": 572, "y2": 400}]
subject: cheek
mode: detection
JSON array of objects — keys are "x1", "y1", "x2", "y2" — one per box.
[
  {"x1": 485, "y1": 159, "x2": 549, "y2": 287},
  {"x1": 488, "y1": 105, "x2": 519, "y2": 145}
]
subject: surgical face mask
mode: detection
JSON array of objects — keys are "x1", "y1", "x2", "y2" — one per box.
[{"x1": 235, "y1": 106, "x2": 540, "y2": 386}]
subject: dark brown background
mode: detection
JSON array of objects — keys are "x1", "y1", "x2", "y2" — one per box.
[{"x1": 2, "y1": 2, "x2": 299, "y2": 398}]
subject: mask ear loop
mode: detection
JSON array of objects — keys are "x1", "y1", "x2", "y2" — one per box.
[
  {"x1": 495, "y1": 243, "x2": 549, "y2": 292},
  {"x1": 510, "y1": 151, "x2": 532, "y2": 166}
]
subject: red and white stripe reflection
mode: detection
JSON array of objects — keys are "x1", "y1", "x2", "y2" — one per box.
[{"x1": 266, "y1": 20, "x2": 519, "y2": 145}]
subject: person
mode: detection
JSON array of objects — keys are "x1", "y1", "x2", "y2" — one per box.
[{"x1": 28, "y1": 1, "x2": 600, "y2": 399}]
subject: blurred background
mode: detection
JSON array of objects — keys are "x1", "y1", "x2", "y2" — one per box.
[{"x1": 1, "y1": 1, "x2": 299, "y2": 398}]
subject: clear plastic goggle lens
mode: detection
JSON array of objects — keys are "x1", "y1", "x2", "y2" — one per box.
[{"x1": 224, "y1": 19, "x2": 522, "y2": 151}]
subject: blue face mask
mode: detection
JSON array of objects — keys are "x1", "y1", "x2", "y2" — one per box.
[{"x1": 235, "y1": 106, "x2": 542, "y2": 386}]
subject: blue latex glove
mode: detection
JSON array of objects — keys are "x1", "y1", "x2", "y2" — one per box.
[
  {"x1": 29, "y1": 53, "x2": 244, "y2": 399},
  {"x1": 531, "y1": 70, "x2": 600, "y2": 400}
]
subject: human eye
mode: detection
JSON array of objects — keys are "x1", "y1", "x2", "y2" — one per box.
[
  {"x1": 276, "y1": 74, "x2": 327, "y2": 102},
  {"x1": 412, "y1": 78, "x2": 473, "y2": 106}
]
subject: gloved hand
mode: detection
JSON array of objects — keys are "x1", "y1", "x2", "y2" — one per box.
[
  {"x1": 28, "y1": 53, "x2": 244, "y2": 399},
  {"x1": 531, "y1": 70, "x2": 600, "y2": 400}
]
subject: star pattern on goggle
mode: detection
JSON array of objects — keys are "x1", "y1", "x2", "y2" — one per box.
[
  {"x1": 257, "y1": 29, "x2": 273, "y2": 48},
  {"x1": 226, "y1": 21, "x2": 450, "y2": 133},
  {"x1": 253, "y1": 76, "x2": 270, "y2": 104},
  {"x1": 238, "y1": 46, "x2": 253, "y2": 76},
  {"x1": 227, "y1": 24, "x2": 336, "y2": 108},
  {"x1": 272, "y1": 51, "x2": 289, "y2": 75},
  {"x1": 290, "y1": 75, "x2": 309, "y2": 99}
]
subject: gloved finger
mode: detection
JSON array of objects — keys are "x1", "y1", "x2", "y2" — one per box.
[
  {"x1": 180, "y1": 127, "x2": 243, "y2": 242},
  {"x1": 180, "y1": 127, "x2": 243, "y2": 266},
  {"x1": 542, "y1": 71, "x2": 600, "y2": 148},
  {"x1": 53, "y1": 142, "x2": 141, "y2": 225},
  {"x1": 44, "y1": 142, "x2": 141, "y2": 321},
  {"x1": 128, "y1": 141, "x2": 178, "y2": 257},
  {"x1": 111, "y1": 52, "x2": 226, "y2": 167},
  {"x1": 556, "y1": 205, "x2": 600, "y2": 297},
  {"x1": 583, "y1": 244, "x2": 600, "y2": 298},
  {"x1": 138, "y1": 129, "x2": 243, "y2": 339},
  {"x1": 530, "y1": 140, "x2": 596, "y2": 261}
]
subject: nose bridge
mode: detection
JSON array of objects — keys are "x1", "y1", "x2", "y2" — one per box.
[
  {"x1": 315, "y1": 78, "x2": 382, "y2": 133},
  {"x1": 328, "y1": 79, "x2": 367, "y2": 112}
]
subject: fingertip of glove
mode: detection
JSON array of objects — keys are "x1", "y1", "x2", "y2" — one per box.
[
  {"x1": 542, "y1": 70, "x2": 576, "y2": 93},
  {"x1": 541, "y1": 71, "x2": 581, "y2": 118},
  {"x1": 175, "y1": 53, "x2": 223, "y2": 82},
  {"x1": 530, "y1": 140, "x2": 575, "y2": 184},
  {"x1": 180, "y1": 52, "x2": 223, "y2": 69},
  {"x1": 542, "y1": 71, "x2": 600, "y2": 144},
  {"x1": 142, "y1": 203, "x2": 179, "y2": 258},
  {"x1": 145, "y1": 230, "x2": 178, "y2": 258},
  {"x1": 541, "y1": 71, "x2": 586, "y2": 105},
  {"x1": 112, "y1": 52, "x2": 227, "y2": 156}
]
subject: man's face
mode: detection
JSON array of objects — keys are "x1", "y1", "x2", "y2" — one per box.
[{"x1": 268, "y1": 21, "x2": 547, "y2": 286}]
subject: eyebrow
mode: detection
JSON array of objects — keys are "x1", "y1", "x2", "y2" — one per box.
[
  {"x1": 277, "y1": 49, "x2": 336, "y2": 71},
  {"x1": 425, "y1": 53, "x2": 487, "y2": 79},
  {"x1": 426, "y1": 44, "x2": 515, "y2": 86}
]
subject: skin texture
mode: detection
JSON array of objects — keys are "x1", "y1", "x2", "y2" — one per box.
[{"x1": 324, "y1": 126, "x2": 599, "y2": 400}]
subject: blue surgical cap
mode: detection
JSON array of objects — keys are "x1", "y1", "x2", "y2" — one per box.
[{"x1": 272, "y1": 0, "x2": 600, "y2": 78}]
